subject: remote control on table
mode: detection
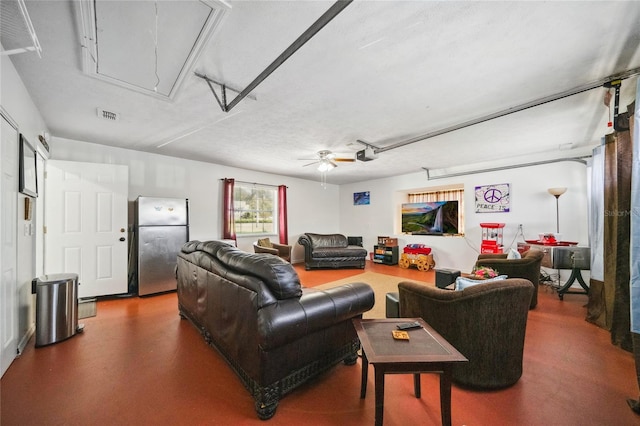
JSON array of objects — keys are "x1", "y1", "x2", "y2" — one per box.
[{"x1": 396, "y1": 321, "x2": 422, "y2": 330}]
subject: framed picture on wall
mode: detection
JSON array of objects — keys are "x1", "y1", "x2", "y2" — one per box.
[
  {"x1": 353, "y1": 191, "x2": 370, "y2": 205},
  {"x1": 475, "y1": 183, "x2": 509, "y2": 213},
  {"x1": 19, "y1": 134, "x2": 38, "y2": 198}
]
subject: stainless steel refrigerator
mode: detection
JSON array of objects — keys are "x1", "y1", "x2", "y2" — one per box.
[{"x1": 135, "y1": 197, "x2": 189, "y2": 296}]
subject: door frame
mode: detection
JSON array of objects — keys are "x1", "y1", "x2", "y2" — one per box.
[{"x1": 1, "y1": 108, "x2": 19, "y2": 377}]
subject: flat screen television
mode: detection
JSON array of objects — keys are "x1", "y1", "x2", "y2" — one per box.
[{"x1": 401, "y1": 201, "x2": 459, "y2": 235}]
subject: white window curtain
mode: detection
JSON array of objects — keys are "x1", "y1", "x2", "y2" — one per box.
[{"x1": 588, "y1": 145, "x2": 605, "y2": 283}]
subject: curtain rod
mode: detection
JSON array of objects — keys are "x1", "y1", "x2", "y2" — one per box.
[{"x1": 220, "y1": 178, "x2": 286, "y2": 189}]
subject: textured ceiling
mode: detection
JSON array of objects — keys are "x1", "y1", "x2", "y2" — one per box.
[{"x1": 6, "y1": 0, "x2": 640, "y2": 185}]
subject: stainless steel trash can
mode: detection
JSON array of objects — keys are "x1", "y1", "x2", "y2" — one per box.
[{"x1": 32, "y1": 273, "x2": 83, "y2": 347}]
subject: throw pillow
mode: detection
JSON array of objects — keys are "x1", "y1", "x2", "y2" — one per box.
[
  {"x1": 257, "y1": 238, "x2": 273, "y2": 248},
  {"x1": 454, "y1": 274, "x2": 508, "y2": 291},
  {"x1": 507, "y1": 248, "x2": 521, "y2": 259}
]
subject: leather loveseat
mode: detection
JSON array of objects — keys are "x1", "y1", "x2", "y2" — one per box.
[
  {"x1": 297, "y1": 233, "x2": 367, "y2": 270},
  {"x1": 176, "y1": 240, "x2": 374, "y2": 420}
]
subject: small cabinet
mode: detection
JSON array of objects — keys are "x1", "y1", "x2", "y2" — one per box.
[{"x1": 373, "y1": 245, "x2": 399, "y2": 265}]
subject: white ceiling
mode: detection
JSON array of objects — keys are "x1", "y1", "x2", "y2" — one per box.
[{"x1": 6, "y1": 0, "x2": 640, "y2": 185}]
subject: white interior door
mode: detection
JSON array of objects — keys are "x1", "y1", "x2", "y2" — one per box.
[
  {"x1": 1, "y1": 113, "x2": 18, "y2": 377},
  {"x1": 45, "y1": 160, "x2": 128, "y2": 298}
]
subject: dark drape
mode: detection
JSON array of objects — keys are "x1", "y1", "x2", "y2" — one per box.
[
  {"x1": 278, "y1": 185, "x2": 288, "y2": 244},
  {"x1": 587, "y1": 129, "x2": 633, "y2": 352},
  {"x1": 608, "y1": 129, "x2": 632, "y2": 351},
  {"x1": 223, "y1": 178, "x2": 236, "y2": 241}
]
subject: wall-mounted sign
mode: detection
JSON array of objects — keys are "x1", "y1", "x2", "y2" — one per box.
[{"x1": 475, "y1": 183, "x2": 510, "y2": 213}]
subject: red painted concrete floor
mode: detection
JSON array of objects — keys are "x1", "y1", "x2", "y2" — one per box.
[{"x1": 1, "y1": 262, "x2": 638, "y2": 425}]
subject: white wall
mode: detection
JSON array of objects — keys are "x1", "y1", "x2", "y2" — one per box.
[
  {"x1": 1, "y1": 52, "x2": 49, "y2": 359},
  {"x1": 50, "y1": 137, "x2": 340, "y2": 262},
  {"x1": 52, "y1": 137, "x2": 592, "y2": 275},
  {"x1": 339, "y1": 161, "x2": 590, "y2": 273}
]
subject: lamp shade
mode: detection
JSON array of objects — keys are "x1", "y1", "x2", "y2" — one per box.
[{"x1": 547, "y1": 187, "x2": 567, "y2": 197}]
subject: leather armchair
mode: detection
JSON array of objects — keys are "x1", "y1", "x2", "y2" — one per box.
[
  {"x1": 474, "y1": 249, "x2": 544, "y2": 308},
  {"x1": 398, "y1": 279, "x2": 534, "y2": 389},
  {"x1": 253, "y1": 240, "x2": 292, "y2": 263}
]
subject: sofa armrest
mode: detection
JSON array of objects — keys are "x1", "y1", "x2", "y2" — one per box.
[
  {"x1": 297, "y1": 234, "x2": 311, "y2": 247},
  {"x1": 258, "y1": 282, "x2": 374, "y2": 350},
  {"x1": 476, "y1": 253, "x2": 508, "y2": 261},
  {"x1": 254, "y1": 244, "x2": 279, "y2": 256},
  {"x1": 475, "y1": 257, "x2": 539, "y2": 270},
  {"x1": 272, "y1": 242, "x2": 292, "y2": 258}
]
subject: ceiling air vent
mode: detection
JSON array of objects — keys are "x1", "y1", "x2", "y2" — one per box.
[
  {"x1": 0, "y1": 0, "x2": 42, "y2": 57},
  {"x1": 97, "y1": 108, "x2": 119, "y2": 121}
]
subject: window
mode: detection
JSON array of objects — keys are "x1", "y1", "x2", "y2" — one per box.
[
  {"x1": 234, "y1": 183, "x2": 278, "y2": 236},
  {"x1": 408, "y1": 188, "x2": 465, "y2": 234}
]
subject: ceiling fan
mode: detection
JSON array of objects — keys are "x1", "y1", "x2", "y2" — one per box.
[{"x1": 301, "y1": 150, "x2": 355, "y2": 172}]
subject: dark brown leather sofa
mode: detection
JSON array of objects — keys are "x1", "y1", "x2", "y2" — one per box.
[
  {"x1": 297, "y1": 233, "x2": 367, "y2": 270},
  {"x1": 176, "y1": 240, "x2": 374, "y2": 420}
]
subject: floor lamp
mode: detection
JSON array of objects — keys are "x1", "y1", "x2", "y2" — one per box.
[{"x1": 548, "y1": 187, "x2": 567, "y2": 233}]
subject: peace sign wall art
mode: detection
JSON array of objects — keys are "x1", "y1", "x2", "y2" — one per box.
[{"x1": 475, "y1": 183, "x2": 510, "y2": 213}]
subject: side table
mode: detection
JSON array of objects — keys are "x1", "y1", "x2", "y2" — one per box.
[{"x1": 353, "y1": 318, "x2": 467, "y2": 426}]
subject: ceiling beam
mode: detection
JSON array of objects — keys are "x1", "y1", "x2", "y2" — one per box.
[
  {"x1": 423, "y1": 156, "x2": 590, "y2": 180},
  {"x1": 200, "y1": 0, "x2": 353, "y2": 112},
  {"x1": 375, "y1": 66, "x2": 640, "y2": 154}
]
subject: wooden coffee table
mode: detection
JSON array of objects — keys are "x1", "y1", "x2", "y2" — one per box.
[{"x1": 353, "y1": 318, "x2": 467, "y2": 426}]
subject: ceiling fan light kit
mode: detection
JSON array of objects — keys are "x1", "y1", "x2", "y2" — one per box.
[
  {"x1": 317, "y1": 161, "x2": 336, "y2": 172},
  {"x1": 301, "y1": 150, "x2": 355, "y2": 169}
]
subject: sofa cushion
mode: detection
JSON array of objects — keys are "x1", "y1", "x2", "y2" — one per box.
[
  {"x1": 311, "y1": 247, "x2": 367, "y2": 258},
  {"x1": 507, "y1": 248, "x2": 521, "y2": 259},
  {"x1": 181, "y1": 240, "x2": 201, "y2": 254},
  {"x1": 215, "y1": 245, "x2": 302, "y2": 300},
  {"x1": 306, "y1": 233, "x2": 348, "y2": 249},
  {"x1": 455, "y1": 275, "x2": 508, "y2": 291},
  {"x1": 257, "y1": 237, "x2": 273, "y2": 248}
]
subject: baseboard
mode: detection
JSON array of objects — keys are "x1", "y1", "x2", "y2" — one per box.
[{"x1": 17, "y1": 324, "x2": 35, "y2": 355}]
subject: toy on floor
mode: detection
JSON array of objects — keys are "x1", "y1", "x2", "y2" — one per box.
[{"x1": 398, "y1": 244, "x2": 435, "y2": 271}]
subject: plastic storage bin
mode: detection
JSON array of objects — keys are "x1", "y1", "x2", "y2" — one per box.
[{"x1": 31, "y1": 273, "x2": 83, "y2": 347}]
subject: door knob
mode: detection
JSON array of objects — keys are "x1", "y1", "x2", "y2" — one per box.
[{"x1": 119, "y1": 237, "x2": 126, "y2": 242}]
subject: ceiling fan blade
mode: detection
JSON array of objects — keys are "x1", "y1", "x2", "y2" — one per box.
[
  {"x1": 333, "y1": 158, "x2": 355, "y2": 162},
  {"x1": 302, "y1": 160, "x2": 319, "y2": 167}
]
